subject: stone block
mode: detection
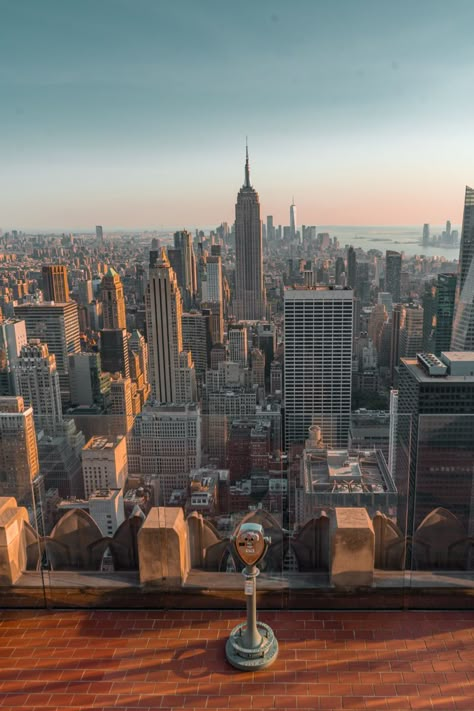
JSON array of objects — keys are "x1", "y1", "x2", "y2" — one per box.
[
  {"x1": 0, "y1": 497, "x2": 29, "y2": 585},
  {"x1": 330, "y1": 507, "x2": 374, "y2": 587},
  {"x1": 138, "y1": 507, "x2": 189, "y2": 585}
]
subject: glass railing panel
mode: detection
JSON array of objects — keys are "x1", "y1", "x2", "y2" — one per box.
[
  {"x1": 407, "y1": 413, "x2": 473, "y2": 593},
  {"x1": 3, "y1": 406, "x2": 471, "y2": 608}
]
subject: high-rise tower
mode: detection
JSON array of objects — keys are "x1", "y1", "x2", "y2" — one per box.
[
  {"x1": 434, "y1": 273, "x2": 457, "y2": 355},
  {"x1": 0, "y1": 396, "x2": 40, "y2": 504},
  {"x1": 385, "y1": 250, "x2": 402, "y2": 304},
  {"x1": 290, "y1": 197, "x2": 297, "y2": 241},
  {"x1": 399, "y1": 304, "x2": 424, "y2": 358},
  {"x1": 457, "y1": 187, "x2": 474, "y2": 294},
  {"x1": 234, "y1": 146, "x2": 266, "y2": 321},
  {"x1": 42, "y1": 265, "x2": 70, "y2": 303},
  {"x1": 14, "y1": 341, "x2": 63, "y2": 435},
  {"x1": 146, "y1": 249, "x2": 183, "y2": 402},
  {"x1": 284, "y1": 286, "x2": 353, "y2": 449},
  {"x1": 346, "y1": 247, "x2": 357, "y2": 289},
  {"x1": 395, "y1": 352, "x2": 474, "y2": 538},
  {"x1": 451, "y1": 186, "x2": 474, "y2": 350},
  {"x1": 101, "y1": 267, "x2": 126, "y2": 330},
  {"x1": 0, "y1": 319, "x2": 27, "y2": 396},
  {"x1": 168, "y1": 231, "x2": 196, "y2": 309},
  {"x1": 15, "y1": 301, "x2": 80, "y2": 403},
  {"x1": 146, "y1": 249, "x2": 196, "y2": 403}
]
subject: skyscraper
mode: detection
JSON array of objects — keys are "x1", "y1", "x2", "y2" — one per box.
[
  {"x1": 101, "y1": 267, "x2": 126, "y2": 330},
  {"x1": 203, "y1": 255, "x2": 223, "y2": 304},
  {"x1": 385, "y1": 250, "x2": 402, "y2": 304},
  {"x1": 395, "y1": 352, "x2": 474, "y2": 538},
  {"x1": 434, "y1": 273, "x2": 457, "y2": 356},
  {"x1": 109, "y1": 374, "x2": 134, "y2": 435},
  {"x1": 129, "y1": 329, "x2": 149, "y2": 386},
  {"x1": 0, "y1": 395, "x2": 40, "y2": 504},
  {"x1": 451, "y1": 186, "x2": 474, "y2": 350},
  {"x1": 14, "y1": 341, "x2": 62, "y2": 435},
  {"x1": 399, "y1": 304, "x2": 424, "y2": 358},
  {"x1": 266, "y1": 215, "x2": 274, "y2": 242},
  {"x1": 346, "y1": 246, "x2": 357, "y2": 290},
  {"x1": 356, "y1": 262, "x2": 370, "y2": 305},
  {"x1": 389, "y1": 304, "x2": 403, "y2": 386},
  {"x1": 446, "y1": 220, "x2": 452, "y2": 241},
  {"x1": 42, "y1": 265, "x2": 70, "y2": 303},
  {"x1": 284, "y1": 286, "x2": 353, "y2": 448},
  {"x1": 335, "y1": 257, "x2": 345, "y2": 286},
  {"x1": 182, "y1": 311, "x2": 212, "y2": 388},
  {"x1": 422, "y1": 223, "x2": 430, "y2": 248},
  {"x1": 96, "y1": 225, "x2": 103, "y2": 242},
  {"x1": 234, "y1": 146, "x2": 266, "y2": 321},
  {"x1": 228, "y1": 323, "x2": 248, "y2": 366},
  {"x1": 146, "y1": 249, "x2": 195, "y2": 403},
  {"x1": 201, "y1": 254, "x2": 224, "y2": 344},
  {"x1": 77, "y1": 279, "x2": 93, "y2": 307},
  {"x1": 457, "y1": 186, "x2": 474, "y2": 294},
  {"x1": 290, "y1": 197, "x2": 297, "y2": 241},
  {"x1": 256, "y1": 322, "x2": 276, "y2": 388},
  {"x1": 171, "y1": 230, "x2": 196, "y2": 309},
  {"x1": 15, "y1": 301, "x2": 81, "y2": 403},
  {"x1": 0, "y1": 319, "x2": 27, "y2": 396},
  {"x1": 69, "y1": 352, "x2": 110, "y2": 407},
  {"x1": 100, "y1": 329, "x2": 130, "y2": 379},
  {"x1": 422, "y1": 283, "x2": 436, "y2": 350},
  {"x1": 146, "y1": 249, "x2": 182, "y2": 402}
]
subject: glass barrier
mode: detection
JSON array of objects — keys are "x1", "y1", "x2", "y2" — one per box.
[{"x1": 1, "y1": 409, "x2": 472, "y2": 609}]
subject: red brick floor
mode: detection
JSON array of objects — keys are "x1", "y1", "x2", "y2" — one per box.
[{"x1": 0, "y1": 610, "x2": 472, "y2": 710}]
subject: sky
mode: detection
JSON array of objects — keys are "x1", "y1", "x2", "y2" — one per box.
[{"x1": 1, "y1": 0, "x2": 474, "y2": 230}]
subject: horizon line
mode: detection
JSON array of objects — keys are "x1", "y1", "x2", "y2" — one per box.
[{"x1": 2, "y1": 222, "x2": 462, "y2": 234}]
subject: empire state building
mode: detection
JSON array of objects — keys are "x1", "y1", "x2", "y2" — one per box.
[{"x1": 234, "y1": 147, "x2": 266, "y2": 321}]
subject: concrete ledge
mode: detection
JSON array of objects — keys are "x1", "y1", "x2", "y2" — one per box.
[
  {"x1": 137, "y1": 507, "x2": 189, "y2": 586},
  {"x1": 331, "y1": 508, "x2": 375, "y2": 588},
  {"x1": 0, "y1": 570, "x2": 472, "y2": 610}
]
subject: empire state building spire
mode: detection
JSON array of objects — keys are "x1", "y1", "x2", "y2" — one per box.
[
  {"x1": 244, "y1": 140, "x2": 251, "y2": 188},
  {"x1": 234, "y1": 144, "x2": 266, "y2": 320}
]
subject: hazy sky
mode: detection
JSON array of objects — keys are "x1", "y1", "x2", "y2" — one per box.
[{"x1": 1, "y1": 0, "x2": 474, "y2": 230}]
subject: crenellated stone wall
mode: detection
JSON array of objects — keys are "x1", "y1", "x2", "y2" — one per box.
[{"x1": 0, "y1": 498, "x2": 471, "y2": 590}]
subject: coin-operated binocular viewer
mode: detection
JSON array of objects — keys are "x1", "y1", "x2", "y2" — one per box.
[{"x1": 225, "y1": 522, "x2": 279, "y2": 670}]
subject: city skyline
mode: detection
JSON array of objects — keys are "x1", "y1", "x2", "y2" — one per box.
[{"x1": 2, "y1": 1, "x2": 474, "y2": 227}]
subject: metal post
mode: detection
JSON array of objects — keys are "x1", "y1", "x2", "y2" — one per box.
[
  {"x1": 225, "y1": 523, "x2": 278, "y2": 670},
  {"x1": 243, "y1": 565, "x2": 262, "y2": 649}
]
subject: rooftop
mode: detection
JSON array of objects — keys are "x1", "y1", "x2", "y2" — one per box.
[
  {"x1": 83, "y1": 435, "x2": 124, "y2": 451},
  {"x1": 402, "y1": 354, "x2": 474, "y2": 384},
  {"x1": 304, "y1": 449, "x2": 395, "y2": 495},
  {"x1": 0, "y1": 609, "x2": 471, "y2": 710}
]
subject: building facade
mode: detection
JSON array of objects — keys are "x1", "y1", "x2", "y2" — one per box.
[
  {"x1": 395, "y1": 352, "x2": 474, "y2": 538},
  {"x1": 385, "y1": 250, "x2": 402, "y2": 304},
  {"x1": 42, "y1": 265, "x2": 70, "y2": 303},
  {"x1": 101, "y1": 267, "x2": 126, "y2": 330},
  {"x1": 82, "y1": 435, "x2": 128, "y2": 499},
  {"x1": 434, "y1": 273, "x2": 457, "y2": 356},
  {"x1": 15, "y1": 301, "x2": 80, "y2": 403},
  {"x1": 0, "y1": 396, "x2": 40, "y2": 504},
  {"x1": 284, "y1": 286, "x2": 353, "y2": 449},
  {"x1": 128, "y1": 403, "x2": 201, "y2": 504},
  {"x1": 14, "y1": 341, "x2": 63, "y2": 435}
]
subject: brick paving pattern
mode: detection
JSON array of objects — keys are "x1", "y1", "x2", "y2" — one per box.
[{"x1": 0, "y1": 610, "x2": 472, "y2": 710}]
